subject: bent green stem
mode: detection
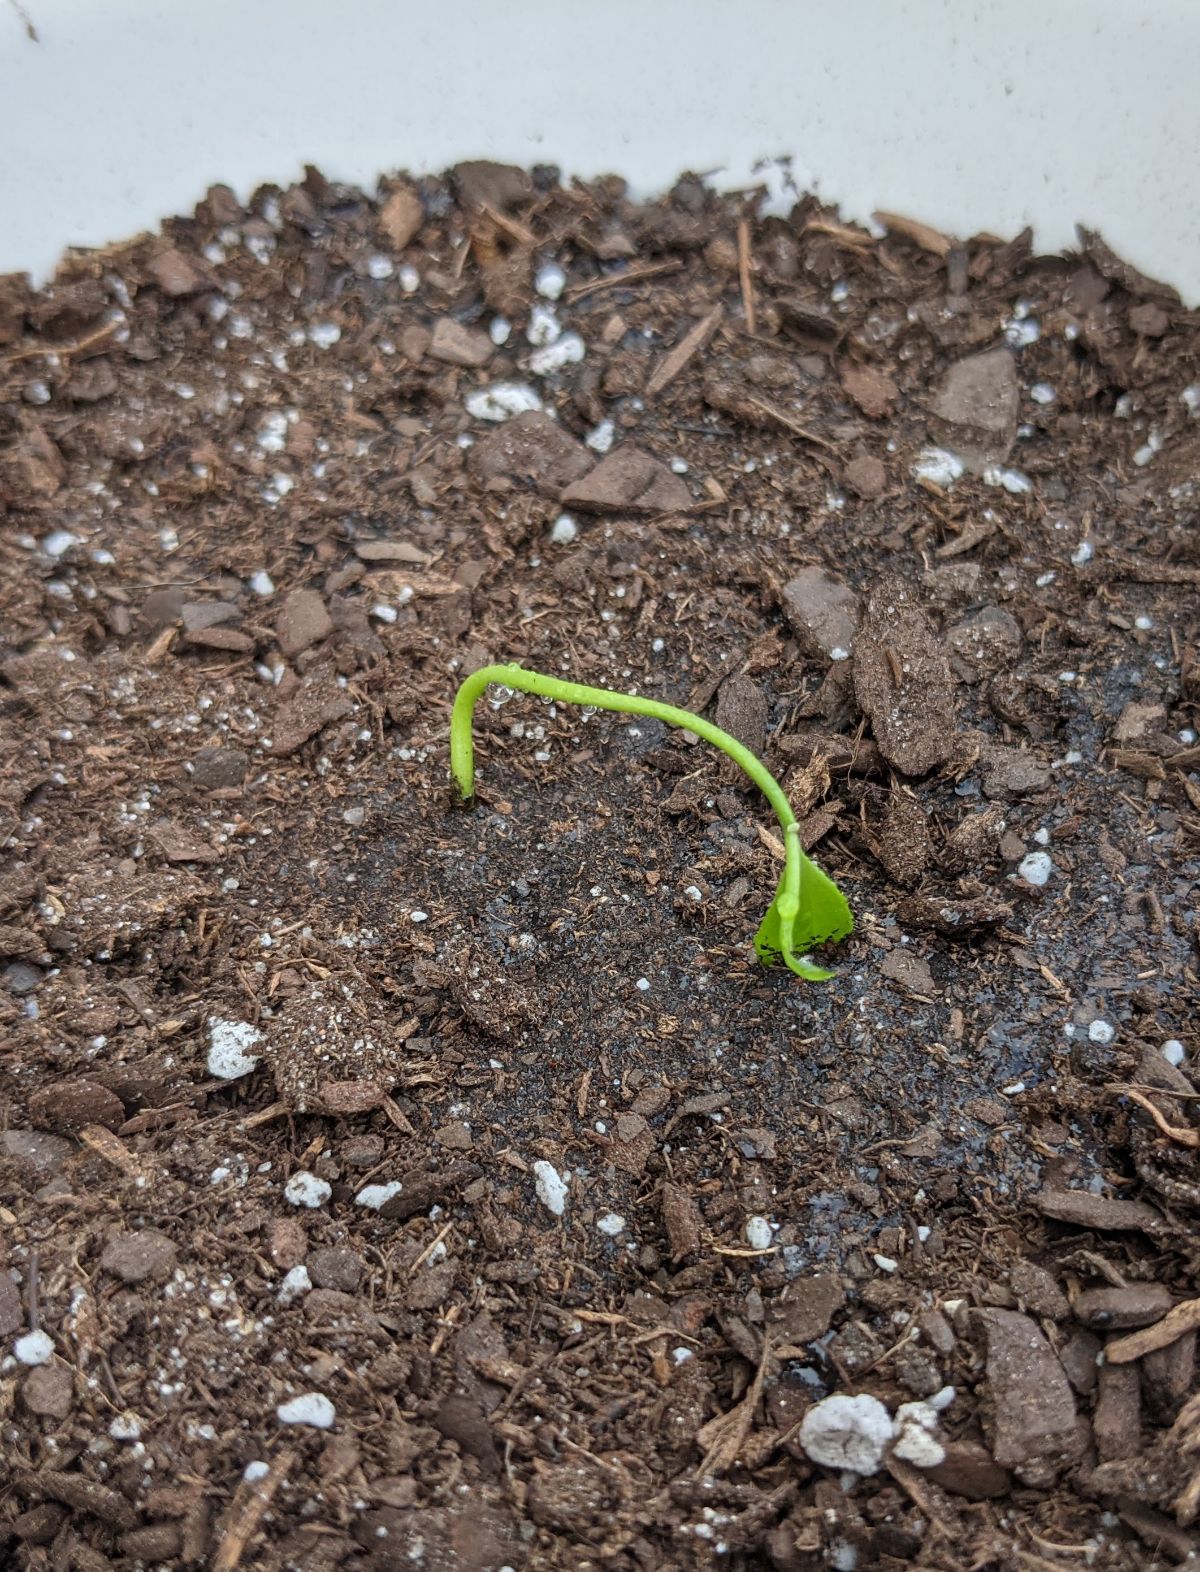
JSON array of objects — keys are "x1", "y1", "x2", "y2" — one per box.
[{"x1": 450, "y1": 663, "x2": 853, "y2": 981}]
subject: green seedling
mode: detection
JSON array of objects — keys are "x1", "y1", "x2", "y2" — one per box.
[{"x1": 451, "y1": 664, "x2": 853, "y2": 981}]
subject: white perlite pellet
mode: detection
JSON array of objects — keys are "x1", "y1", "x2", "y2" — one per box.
[
  {"x1": 283, "y1": 1171, "x2": 331, "y2": 1208},
  {"x1": 533, "y1": 1160, "x2": 569, "y2": 1217},
  {"x1": 207, "y1": 1018, "x2": 263, "y2": 1080},
  {"x1": 277, "y1": 1392, "x2": 336, "y2": 1428}
]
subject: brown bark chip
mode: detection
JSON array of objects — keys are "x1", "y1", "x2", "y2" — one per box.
[
  {"x1": 23, "y1": 1365, "x2": 75, "y2": 1419},
  {"x1": 275, "y1": 589, "x2": 334, "y2": 657},
  {"x1": 926, "y1": 1441, "x2": 1010, "y2": 1500},
  {"x1": 268, "y1": 674, "x2": 353, "y2": 756},
  {"x1": 467, "y1": 410, "x2": 593, "y2": 495},
  {"x1": 146, "y1": 246, "x2": 212, "y2": 297},
  {"x1": 661, "y1": 1182, "x2": 703, "y2": 1260},
  {"x1": 853, "y1": 577, "x2": 958, "y2": 774},
  {"x1": 715, "y1": 672, "x2": 769, "y2": 756},
  {"x1": 1094, "y1": 1359, "x2": 1142, "y2": 1461},
  {"x1": 560, "y1": 445, "x2": 691, "y2": 514},
  {"x1": 975, "y1": 1309, "x2": 1082, "y2": 1484},
  {"x1": 27, "y1": 1078, "x2": 124, "y2": 1133},
  {"x1": 379, "y1": 185, "x2": 424, "y2": 249},
  {"x1": 843, "y1": 453, "x2": 887, "y2": 498},
  {"x1": 1037, "y1": 1190, "x2": 1164, "y2": 1234},
  {"x1": 0, "y1": 1269, "x2": 23, "y2": 1336},
  {"x1": 767, "y1": 1274, "x2": 845, "y2": 1348},
  {"x1": 925, "y1": 347, "x2": 1019, "y2": 466},
  {"x1": 1074, "y1": 1284, "x2": 1175, "y2": 1331},
  {"x1": 428, "y1": 318, "x2": 494, "y2": 368},
  {"x1": 781, "y1": 567, "x2": 861, "y2": 662},
  {"x1": 99, "y1": 1229, "x2": 178, "y2": 1284},
  {"x1": 840, "y1": 362, "x2": 899, "y2": 418}
]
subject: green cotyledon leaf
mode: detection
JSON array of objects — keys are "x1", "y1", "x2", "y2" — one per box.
[{"x1": 753, "y1": 848, "x2": 853, "y2": 981}]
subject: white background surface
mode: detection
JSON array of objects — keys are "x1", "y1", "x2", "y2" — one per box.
[{"x1": 1, "y1": 0, "x2": 1198, "y2": 298}]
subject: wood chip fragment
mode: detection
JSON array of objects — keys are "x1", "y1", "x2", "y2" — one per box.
[
  {"x1": 874, "y1": 210, "x2": 953, "y2": 257},
  {"x1": 1117, "y1": 1500, "x2": 1199, "y2": 1561},
  {"x1": 354, "y1": 539, "x2": 432, "y2": 565},
  {"x1": 1103, "y1": 552, "x2": 1200, "y2": 587},
  {"x1": 756, "y1": 823, "x2": 786, "y2": 862},
  {"x1": 694, "y1": 1340, "x2": 770, "y2": 1476},
  {"x1": 77, "y1": 1124, "x2": 151, "y2": 1183},
  {"x1": 149, "y1": 819, "x2": 221, "y2": 864},
  {"x1": 144, "y1": 625, "x2": 176, "y2": 664},
  {"x1": 887, "y1": 1455, "x2": 949, "y2": 1523},
  {"x1": 239, "y1": 1101, "x2": 288, "y2": 1130},
  {"x1": 935, "y1": 517, "x2": 995, "y2": 559},
  {"x1": 373, "y1": 570, "x2": 463, "y2": 597},
  {"x1": 1036, "y1": 1189, "x2": 1163, "y2": 1234},
  {"x1": 474, "y1": 200, "x2": 536, "y2": 248},
  {"x1": 29, "y1": 1471, "x2": 138, "y2": 1530},
  {"x1": 661, "y1": 1181, "x2": 703, "y2": 1261},
  {"x1": 645, "y1": 304, "x2": 723, "y2": 397},
  {"x1": 1106, "y1": 1299, "x2": 1200, "y2": 1365},
  {"x1": 1109, "y1": 748, "x2": 1167, "y2": 782},
  {"x1": 800, "y1": 216, "x2": 873, "y2": 251}
]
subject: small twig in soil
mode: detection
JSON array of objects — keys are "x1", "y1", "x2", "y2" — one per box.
[
  {"x1": 409, "y1": 1223, "x2": 454, "y2": 1273},
  {"x1": 0, "y1": 316, "x2": 119, "y2": 366},
  {"x1": 239, "y1": 1101, "x2": 288, "y2": 1130},
  {"x1": 1067, "y1": 1249, "x2": 1128, "y2": 1290},
  {"x1": 213, "y1": 1448, "x2": 296, "y2": 1572},
  {"x1": 475, "y1": 201, "x2": 537, "y2": 248},
  {"x1": 645, "y1": 303, "x2": 724, "y2": 397},
  {"x1": 1038, "y1": 963, "x2": 1070, "y2": 996},
  {"x1": 630, "y1": 1326, "x2": 700, "y2": 1347},
  {"x1": 1015, "y1": 1552, "x2": 1082, "y2": 1572},
  {"x1": 800, "y1": 216, "x2": 873, "y2": 251},
  {"x1": 694, "y1": 1338, "x2": 771, "y2": 1476},
  {"x1": 736, "y1": 216, "x2": 756, "y2": 335},
  {"x1": 1118, "y1": 1082, "x2": 1200, "y2": 1102},
  {"x1": 1107, "y1": 1084, "x2": 1199, "y2": 1147},
  {"x1": 26, "y1": 1249, "x2": 39, "y2": 1332},
  {"x1": 381, "y1": 1095, "x2": 416, "y2": 1135},
  {"x1": 565, "y1": 259, "x2": 684, "y2": 301},
  {"x1": 742, "y1": 395, "x2": 837, "y2": 453},
  {"x1": 1027, "y1": 1532, "x2": 1103, "y2": 1560},
  {"x1": 854, "y1": 1323, "x2": 920, "y2": 1379},
  {"x1": 886, "y1": 1454, "x2": 948, "y2": 1526},
  {"x1": 429, "y1": 1301, "x2": 463, "y2": 1357}
]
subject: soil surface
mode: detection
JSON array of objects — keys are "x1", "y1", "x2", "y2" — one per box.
[{"x1": 2, "y1": 163, "x2": 1200, "y2": 1572}]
